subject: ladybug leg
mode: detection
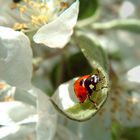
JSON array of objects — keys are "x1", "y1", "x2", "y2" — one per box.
[
  {"x1": 79, "y1": 101, "x2": 84, "y2": 104},
  {"x1": 88, "y1": 95, "x2": 98, "y2": 109}
]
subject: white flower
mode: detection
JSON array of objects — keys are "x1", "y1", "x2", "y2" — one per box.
[
  {"x1": 0, "y1": 26, "x2": 57, "y2": 140},
  {"x1": 0, "y1": 0, "x2": 79, "y2": 48},
  {"x1": 127, "y1": 65, "x2": 140, "y2": 84},
  {"x1": 0, "y1": 26, "x2": 32, "y2": 90},
  {"x1": 33, "y1": 0, "x2": 79, "y2": 48}
]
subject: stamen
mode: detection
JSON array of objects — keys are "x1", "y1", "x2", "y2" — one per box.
[
  {"x1": 13, "y1": 23, "x2": 28, "y2": 31},
  {"x1": 4, "y1": 96, "x2": 14, "y2": 102},
  {"x1": 11, "y1": 0, "x2": 68, "y2": 32},
  {"x1": 19, "y1": 5, "x2": 27, "y2": 14},
  {"x1": 24, "y1": 0, "x2": 29, "y2": 3},
  {"x1": 0, "y1": 82, "x2": 6, "y2": 89},
  {"x1": 60, "y1": 2, "x2": 68, "y2": 9},
  {"x1": 31, "y1": 15, "x2": 48, "y2": 26},
  {"x1": 10, "y1": 2, "x2": 18, "y2": 9}
]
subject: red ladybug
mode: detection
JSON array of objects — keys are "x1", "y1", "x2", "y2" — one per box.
[{"x1": 74, "y1": 74, "x2": 101, "y2": 109}]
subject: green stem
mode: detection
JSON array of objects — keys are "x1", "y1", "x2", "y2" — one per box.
[
  {"x1": 91, "y1": 19, "x2": 140, "y2": 33},
  {"x1": 76, "y1": 9, "x2": 101, "y2": 28}
]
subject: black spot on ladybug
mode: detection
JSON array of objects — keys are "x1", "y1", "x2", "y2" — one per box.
[{"x1": 13, "y1": 0, "x2": 22, "y2": 3}]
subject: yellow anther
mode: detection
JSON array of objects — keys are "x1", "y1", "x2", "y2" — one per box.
[
  {"x1": 11, "y1": 0, "x2": 60, "y2": 32},
  {"x1": 20, "y1": 5, "x2": 27, "y2": 14},
  {"x1": 29, "y1": 1, "x2": 36, "y2": 7},
  {"x1": 4, "y1": 96, "x2": 14, "y2": 102},
  {"x1": 39, "y1": 3, "x2": 48, "y2": 9},
  {"x1": 60, "y1": 2, "x2": 68, "y2": 9},
  {"x1": 0, "y1": 83, "x2": 6, "y2": 90},
  {"x1": 10, "y1": 2, "x2": 18, "y2": 9},
  {"x1": 31, "y1": 15, "x2": 48, "y2": 26},
  {"x1": 13, "y1": 23, "x2": 27, "y2": 30},
  {"x1": 24, "y1": 0, "x2": 29, "y2": 3}
]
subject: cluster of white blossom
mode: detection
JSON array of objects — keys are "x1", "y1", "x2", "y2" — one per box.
[{"x1": 0, "y1": 0, "x2": 79, "y2": 139}]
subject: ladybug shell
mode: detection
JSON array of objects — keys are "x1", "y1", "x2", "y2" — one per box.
[{"x1": 74, "y1": 75, "x2": 90, "y2": 103}]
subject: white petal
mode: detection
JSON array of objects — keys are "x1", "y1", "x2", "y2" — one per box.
[
  {"x1": 0, "y1": 26, "x2": 32, "y2": 89},
  {"x1": 119, "y1": 1, "x2": 135, "y2": 18},
  {"x1": 0, "y1": 101, "x2": 36, "y2": 125},
  {"x1": 0, "y1": 124, "x2": 36, "y2": 140},
  {"x1": 52, "y1": 79, "x2": 78, "y2": 110},
  {"x1": 127, "y1": 65, "x2": 140, "y2": 83},
  {"x1": 29, "y1": 87, "x2": 57, "y2": 140},
  {"x1": 0, "y1": 13, "x2": 18, "y2": 27},
  {"x1": 54, "y1": 125, "x2": 80, "y2": 140},
  {"x1": 0, "y1": 0, "x2": 20, "y2": 26},
  {"x1": 33, "y1": 0, "x2": 79, "y2": 48}
]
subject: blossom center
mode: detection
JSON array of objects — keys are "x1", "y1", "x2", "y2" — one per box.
[{"x1": 11, "y1": 0, "x2": 68, "y2": 32}]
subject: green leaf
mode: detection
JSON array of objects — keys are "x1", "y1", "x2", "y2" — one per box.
[
  {"x1": 92, "y1": 19, "x2": 140, "y2": 33},
  {"x1": 50, "y1": 52, "x2": 92, "y2": 89},
  {"x1": 77, "y1": 35, "x2": 109, "y2": 73},
  {"x1": 50, "y1": 35, "x2": 109, "y2": 121},
  {"x1": 78, "y1": 0, "x2": 98, "y2": 20}
]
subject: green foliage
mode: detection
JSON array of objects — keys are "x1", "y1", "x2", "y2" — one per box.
[
  {"x1": 78, "y1": 0, "x2": 98, "y2": 20},
  {"x1": 111, "y1": 122, "x2": 140, "y2": 140},
  {"x1": 92, "y1": 19, "x2": 140, "y2": 33},
  {"x1": 121, "y1": 127, "x2": 140, "y2": 140},
  {"x1": 77, "y1": 35, "x2": 109, "y2": 73},
  {"x1": 50, "y1": 52, "x2": 92, "y2": 89},
  {"x1": 51, "y1": 35, "x2": 109, "y2": 121}
]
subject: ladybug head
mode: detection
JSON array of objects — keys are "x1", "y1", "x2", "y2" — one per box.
[
  {"x1": 89, "y1": 74, "x2": 100, "y2": 85},
  {"x1": 83, "y1": 74, "x2": 100, "y2": 94}
]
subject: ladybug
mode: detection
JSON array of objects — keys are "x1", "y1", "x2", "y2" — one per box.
[{"x1": 74, "y1": 74, "x2": 103, "y2": 109}]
